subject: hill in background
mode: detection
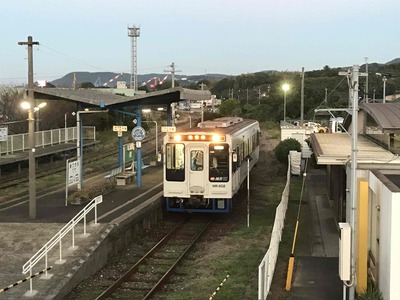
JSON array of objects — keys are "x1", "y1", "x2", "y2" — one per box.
[
  {"x1": 50, "y1": 58, "x2": 400, "y2": 89},
  {"x1": 50, "y1": 72, "x2": 228, "y2": 88}
]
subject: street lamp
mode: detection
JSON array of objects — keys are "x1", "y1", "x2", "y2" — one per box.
[
  {"x1": 142, "y1": 120, "x2": 158, "y2": 158},
  {"x1": 376, "y1": 72, "x2": 391, "y2": 103},
  {"x1": 21, "y1": 100, "x2": 46, "y2": 220},
  {"x1": 282, "y1": 83, "x2": 290, "y2": 123},
  {"x1": 34, "y1": 102, "x2": 46, "y2": 132}
]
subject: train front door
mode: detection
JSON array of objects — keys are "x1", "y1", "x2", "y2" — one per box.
[{"x1": 188, "y1": 145, "x2": 207, "y2": 193}]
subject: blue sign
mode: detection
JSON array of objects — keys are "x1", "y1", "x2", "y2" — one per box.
[{"x1": 131, "y1": 126, "x2": 146, "y2": 141}]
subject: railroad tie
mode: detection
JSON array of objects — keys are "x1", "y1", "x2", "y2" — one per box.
[
  {"x1": 209, "y1": 274, "x2": 229, "y2": 300},
  {"x1": 0, "y1": 267, "x2": 52, "y2": 293}
]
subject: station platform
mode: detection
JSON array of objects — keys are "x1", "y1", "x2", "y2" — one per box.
[
  {"x1": 0, "y1": 141, "x2": 98, "y2": 166},
  {"x1": 0, "y1": 165, "x2": 163, "y2": 300},
  {"x1": 290, "y1": 168, "x2": 342, "y2": 300},
  {"x1": 0, "y1": 163, "x2": 343, "y2": 299}
]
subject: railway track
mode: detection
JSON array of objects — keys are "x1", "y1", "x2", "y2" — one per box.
[{"x1": 95, "y1": 216, "x2": 213, "y2": 300}]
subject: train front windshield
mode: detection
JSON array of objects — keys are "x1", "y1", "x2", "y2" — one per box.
[
  {"x1": 165, "y1": 143, "x2": 185, "y2": 181},
  {"x1": 209, "y1": 144, "x2": 229, "y2": 182}
]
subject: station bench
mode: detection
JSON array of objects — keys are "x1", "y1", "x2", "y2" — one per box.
[{"x1": 106, "y1": 160, "x2": 150, "y2": 186}]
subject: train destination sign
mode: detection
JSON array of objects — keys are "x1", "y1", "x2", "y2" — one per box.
[{"x1": 161, "y1": 126, "x2": 176, "y2": 133}]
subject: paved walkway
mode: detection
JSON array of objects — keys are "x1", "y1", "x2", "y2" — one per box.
[
  {"x1": 290, "y1": 168, "x2": 342, "y2": 300},
  {"x1": 0, "y1": 166, "x2": 163, "y2": 300}
]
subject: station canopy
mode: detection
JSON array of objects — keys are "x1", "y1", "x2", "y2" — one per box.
[{"x1": 31, "y1": 86, "x2": 211, "y2": 109}]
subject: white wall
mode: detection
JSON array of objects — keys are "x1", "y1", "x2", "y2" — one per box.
[{"x1": 368, "y1": 172, "x2": 400, "y2": 300}]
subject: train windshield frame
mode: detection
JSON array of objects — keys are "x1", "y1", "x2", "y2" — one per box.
[
  {"x1": 165, "y1": 143, "x2": 185, "y2": 181},
  {"x1": 209, "y1": 143, "x2": 229, "y2": 182}
]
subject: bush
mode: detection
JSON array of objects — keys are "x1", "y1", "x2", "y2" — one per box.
[
  {"x1": 274, "y1": 138, "x2": 301, "y2": 164},
  {"x1": 358, "y1": 285, "x2": 383, "y2": 300}
]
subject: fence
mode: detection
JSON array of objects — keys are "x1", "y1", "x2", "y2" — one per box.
[
  {"x1": 22, "y1": 195, "x2": 103, "y2": 296},
  {"x1": 0, "y1": 126, "x2": 95, "y2": 155},
  {"x1": 258, "y1": 159, "x2": 291, "y2": 300}
]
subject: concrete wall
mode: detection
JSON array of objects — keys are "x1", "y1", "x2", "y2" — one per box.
[{"x1": 55, "y1": 196, "x2": 164, "y2": 300}]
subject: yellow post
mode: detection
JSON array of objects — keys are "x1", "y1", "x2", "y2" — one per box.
[
  {"x1": 285, "y1": 221, "x2": 299, "y2": 291},
  {"x1": 356, "y1": 179, "x2": 368, "y2": 294},
  {"x1": 285, "y1": 255, "x2": 295, "y2": 291}
]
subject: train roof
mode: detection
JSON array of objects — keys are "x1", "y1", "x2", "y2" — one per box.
[{"x1": 178, "y1": 117, "x2": 259, "y2": 135}]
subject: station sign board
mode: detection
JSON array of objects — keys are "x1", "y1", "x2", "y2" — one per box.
[
  {"x1": 0, "y1": 127, "x2": 8, "y2": 142},
  {"x1": 113, "y1": 125, "x2": 128, "y2": 132},
  {"x1": 161, "y1": 126, "x2": 176, "y2": 133}
]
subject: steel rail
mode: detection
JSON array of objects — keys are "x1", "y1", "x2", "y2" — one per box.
[{"x1": 95, "y1": 218, "x2": 213, "y2": 300}]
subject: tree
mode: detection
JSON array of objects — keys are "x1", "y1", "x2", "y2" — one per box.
[
  {"x1": 0, "y1": 87, "x2": 26, "y2": 134},
  {"x1": 80, "y1": 82, "x2": 95, "y2": 88},
  {"x1": 274, "y1": 138, "x2": 301, "y2": 164},
  {"x1": 219, "y1": 98, "x2": 242, "y2": 116}
]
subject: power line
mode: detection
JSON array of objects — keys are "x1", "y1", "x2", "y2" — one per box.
[{"x1": 38, "y1": 44, "x2": 108, "y2": 71}]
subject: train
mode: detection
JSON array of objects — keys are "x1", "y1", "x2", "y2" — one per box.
[{"x1": 162, "y1": 116, "x2": 260, "y2": 213}]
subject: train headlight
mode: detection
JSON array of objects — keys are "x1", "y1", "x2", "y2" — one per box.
[
  {"x1": 188, "y1": 135, "x2": 193, "y2": 140},
  {"x1": 173, "y1": 135, "x2": 181, "y2": 141},
  {"x1": 212, "y1": 135, "x2": 221, "y2": 142}
]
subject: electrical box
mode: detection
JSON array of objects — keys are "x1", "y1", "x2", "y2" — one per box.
[{"x1": 339, "y1": 222, "x2": 351, "y2": 281}]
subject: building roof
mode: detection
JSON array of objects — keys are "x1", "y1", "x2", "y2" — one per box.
[
  {"x1": 360, "y1": 103, "x2": 400, "y2": 133},
  {"x1": 32, "y1": 87, "x2": 211, "y2": 109},
  {"x1": 311, "y1": 133, "x2": 400, "y2": 167}
]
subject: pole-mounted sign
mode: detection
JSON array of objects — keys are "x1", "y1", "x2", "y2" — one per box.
[
  {"x1": 131, "y1": 126, "x2": 146, "y2": 141},
  {"x1": 113, "y1": 125, "x2": 128, "y2": 137}
]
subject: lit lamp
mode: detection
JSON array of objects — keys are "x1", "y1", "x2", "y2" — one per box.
[
  {"x1": 21, "y1": 100, "x2": 42, "y2": 220},
  {"x1": 282, "y1": 83, "x2": 290, "y2": 123}
]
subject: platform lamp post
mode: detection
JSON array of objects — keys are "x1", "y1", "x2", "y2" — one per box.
[
  {"x1": 282, "y1": 83, "x2": 290, "y2": 124},
  {"x1": 34, "y1": 102, "x2": 47, "y2": 132},
  {"x1": 376, "y1": 72, "x2": 391, "y2": 103},
  {"x1": 21, "y1": 101, "x2": 46, "y2": 219},
  {"x1": 142, "y1": 120, "x2": 158, "y2": 158},
  {"x1": 245, "y1": 155, "x2": 252, "y2": 228},
  {"x1": 18, "y1": 35, "x2": 39, "y2": 220}
]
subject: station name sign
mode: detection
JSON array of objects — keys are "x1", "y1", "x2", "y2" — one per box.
[
  {"x1": 113, "y1": 125, "x2": 128, "y2": 132},
  {"x1": 161, "y1": 126, "x2": 176, "y2": 133}
]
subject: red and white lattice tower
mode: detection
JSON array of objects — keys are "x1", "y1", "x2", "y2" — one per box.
[{"x1": 128, "y1": 24, "x2": 140, "y2": 91}]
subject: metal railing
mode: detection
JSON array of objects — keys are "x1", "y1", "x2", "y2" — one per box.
[
  {"x1": 258, "y1": 159, "x2": 291, "y2": 300},
  {"x1": 0, "y1": 126, "x2": 96, "y2": 155},
  {"x1": 22, "y1": 195, "x2": 103, "y2": 295}
]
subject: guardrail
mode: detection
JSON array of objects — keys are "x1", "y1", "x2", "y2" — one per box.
[
  {"x1": 0, "y1": 126, "x2": 96, "y2": 155},
  {"x1": 22, "y1": 195, "x2": 103, "y2": 296},
  {"x1": 258, "y1": 159, "x2": 291, "y2": 300}
]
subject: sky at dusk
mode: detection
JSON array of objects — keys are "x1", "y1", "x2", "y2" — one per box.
[{"x1": 1, "y1": 0, "x2": 399, "y2": 85}]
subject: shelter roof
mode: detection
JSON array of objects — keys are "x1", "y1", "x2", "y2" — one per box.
[
  {"x1": 32, "y1": 87, "x2": 211, "y2": 109},
  {"x1": 360, "y1": 103, "x2": 400, "y2": 132},
  {"x1": 310, "y1": 133, "x2": 400, "y2": 167}
]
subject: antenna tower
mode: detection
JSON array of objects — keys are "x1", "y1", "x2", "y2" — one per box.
[{"x1": 127, "y1": 24, "x2": 140, "y2": 91}]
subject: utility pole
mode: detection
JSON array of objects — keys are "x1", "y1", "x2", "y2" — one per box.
[
  {"x1": 164, "y1": 62, "x2": 182, "y2": 125},
  {"x1": 338, "y1": 65, "x2": 367, "y2": 300},
  {"x1": 364, "y1": 57, "x2": 369, "y2": 103},
  {"x1": 18, "y1": 36, "x2": 39, "y2": 220},
  {"x1": 300, "y1": 67, "x2": 305, "y2": 126},
  {"x1": 164, "y1": 62, "x2": 181, "y2": 88}
]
